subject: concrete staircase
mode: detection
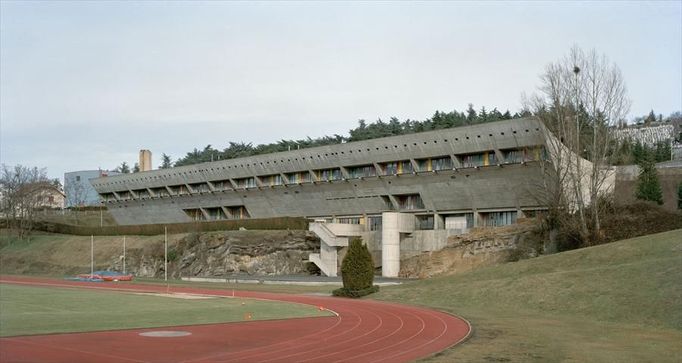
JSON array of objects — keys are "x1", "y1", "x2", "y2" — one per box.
[{"x1": 308, "y1": 222, "x2": 364, "y2": 277}]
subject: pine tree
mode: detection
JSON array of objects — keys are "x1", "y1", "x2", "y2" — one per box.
[
  {"x1": 466, "y1": 104, "x2": 477, "y2": 124},
  {"x1": 635, "y1": 158, "x2": 663, "y2": 205},
  {"x1": 160, "y1": 153, "x2": 173, "y2": 169},
  {"x1": 133, "y1": 163, "x2": 140, "y2": 173},
  {"x1": 479, "y1": 106, "x2": 488, "y2": 122},
  {"x1": 116, "y1": 162, "x2": 130, "y2": 174}
]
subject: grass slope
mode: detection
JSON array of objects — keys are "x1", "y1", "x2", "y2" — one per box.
[
  {"x1": 0, "y1": 284, "x2": 331, "y2": 337},
  {"x1": 374, "y1": 229, "x2": 682, "y2": 363}
]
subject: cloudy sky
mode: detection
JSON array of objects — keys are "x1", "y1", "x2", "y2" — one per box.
[{"x1": 1, "y1": 1, "x2": 680, "y2": 180}]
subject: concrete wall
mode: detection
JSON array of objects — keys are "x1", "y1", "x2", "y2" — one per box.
[
  {"x1": 615, "y1": 162, "x2": 682, "y2": 212},
  {"x1": 64, "y1": 170, "x2": 120, "y2": 207}
]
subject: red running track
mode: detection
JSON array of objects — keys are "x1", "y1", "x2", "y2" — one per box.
[{"x1": 0, "y1": 276, "x2": 470, "y2": 363}]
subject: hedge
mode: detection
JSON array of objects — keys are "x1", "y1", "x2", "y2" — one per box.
[{"x1": 23, "y1": 217, "x2": 309, "y2": 236}]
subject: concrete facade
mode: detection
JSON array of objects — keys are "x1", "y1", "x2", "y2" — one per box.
[
  {"x1": 92, "y1": 118, "x2": 549, "y2": 225},
  {"x1": 91, "y1": 118, "x2": 568, "y2": 277}
]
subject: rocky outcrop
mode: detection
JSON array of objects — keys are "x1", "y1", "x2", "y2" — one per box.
[
  {"x1": 399, "y1": 221, "x2": 540, "y2": 278},
  {"x1": 109, "y1": 230, "x2": 320, "y2": 278}
]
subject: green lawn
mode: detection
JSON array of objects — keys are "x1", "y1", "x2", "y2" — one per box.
[
  {"x1": 0, "y1": 284, "x2": 332, "y2": 337},
  {"x1": 374, "y1": 229, "x2": 682, "y2": 363}
]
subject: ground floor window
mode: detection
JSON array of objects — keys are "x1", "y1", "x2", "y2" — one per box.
[{"x1": 482, "y1": 211, "x2": 517, "y2": 227}]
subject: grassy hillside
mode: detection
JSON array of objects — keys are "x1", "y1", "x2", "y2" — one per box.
[
  {"x1": 375, "y1": 229, "x2": 682, "y2": 362},
  {"x1": 0, "y1": 232, "x2": 181, "y2": 275}
]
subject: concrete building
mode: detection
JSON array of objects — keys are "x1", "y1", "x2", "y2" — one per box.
[
  {"x1": 91, "y1": 118, "x2": 596, "y2": 277},
  {"x1": 64, "y1": 170, "x2": 120, "y2": 208}
]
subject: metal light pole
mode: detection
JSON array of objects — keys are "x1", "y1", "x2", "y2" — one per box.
[
  {"x1": 164, "y1": 226, "x2": 168, "y2": 281},
  {"x1": 123, "y1": 236, "x2": 126, "y2": 275},
  {"x1": 90, "y1": 235, "x2": 94, "y2": 278}
]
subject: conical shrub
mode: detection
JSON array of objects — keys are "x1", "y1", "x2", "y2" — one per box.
[{"x1": 340, "y1": 237, "x2": 374, "y2": 290}]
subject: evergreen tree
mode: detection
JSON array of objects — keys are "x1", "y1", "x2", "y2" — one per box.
[
  {"x1": 479, "y1": 106, "x2": 488, "y2": 122},
  {"x1": 466, "y1": 104, "x2": 477, "y2": 124},
  {"x1": 645, "y1": 109, "x2": 656, "y2": 125},
  {"x1": 340, "y1": 238, "x2": 374, "y2": 291},
  {"x1": 160, "y1": 153, "x2": 173, "y2": 169},
  {"x1": 635, "y1": 158, "x2": 663, "y2": 205},
  {"x1": 654, "y1": 142, "x2": 671, "y2": 162},
  {"x1": 133, "y1": 163, "x2": 140, "y2": 173},
  {"x1": 115, "y1": 162, "x2": 130, "y2": 174}
]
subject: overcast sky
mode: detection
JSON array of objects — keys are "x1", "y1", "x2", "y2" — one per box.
[{"x1": 1, "y1": 1, "x2": 680, "y2": 181}]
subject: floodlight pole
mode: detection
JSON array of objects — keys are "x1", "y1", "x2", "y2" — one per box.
[
  {"x1": 164, "y1": 226, "x2": 168, "y2": 281},
  {"x1": 90, "y1": 235, "x2": 94, "y2": 278},
  {"x1": 123, "y1": 236, "x2": 126, "y2": 275}
]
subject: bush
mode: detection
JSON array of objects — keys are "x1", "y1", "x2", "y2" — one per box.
[
  {"x1": 27, "y1": 217, "x2": 309, "y2": 236},
  {"x1": 335, "y1": 237, "x2": 376, "y2": 297}
]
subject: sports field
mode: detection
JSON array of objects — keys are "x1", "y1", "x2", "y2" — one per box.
[{"x1": 0, "y1": 283, "x2": 331, "y2": 337}]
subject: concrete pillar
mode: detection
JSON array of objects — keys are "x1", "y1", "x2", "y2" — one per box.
[
  {"x1": 320, "y1": 242, "x2": 338, "y2": 277},
  {"x1": 473, "y1": 210, "x2": 482, "y2": 227},
  {"x1": 434, "y1": 213, "x2": 445, "y2": 230},
  {"x1": 381, "y1": 212, "x2": 401, "y2": 277}
]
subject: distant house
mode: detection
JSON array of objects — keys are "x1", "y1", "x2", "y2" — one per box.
[
  {"x1": 64, "y1": 170, "x2": 121, "y2": 207},
  {"x1": 30, "y1": 183, "x2": 66, "y2": 209}
]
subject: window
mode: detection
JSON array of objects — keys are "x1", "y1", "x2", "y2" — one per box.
[
  {"x1": 260, "y1": 174, "x2": 283, "y2": 186},
  {"x1": 416, "y1": 215, "x2": 434, "y2": 230},
  {"x1": 75, "y1": 175, "x2": 81, "y2": 182},
  {"x1": 134, "y1": 189, "x2": 150, "y2": 199},
  {"x1": 502, "y1": 146, "x2": 547, "y2": 164},
  {"x1": 314, "y1": 168, "x2": 342, "y2": 181},
  {"x1": 337, "y1": 217, "x2": 363, "y2": 225},
  {"x1": 381, "y1": 160, "x2": 413, "y2": 175},
  {"x1": 169, "y1": 185, "x2": 189, "y2": 195},
  {"x1": 346, "y1": 164, "x2": 376, "y2": 178},
  {"x1": 151, "y1": 187, "x2": 169, "y2": 198},
  {"x1": 460, "y1": 151, "x2": 496, "y2": 168},
  {"x1": 225, "y1": 205, "x2": 250, "y2": 219},
  {"x1": 395, "y1": 194, "x2": 424, "y2": 210},
  {"x1": 368, "y1": 216, "x2": 382, "y2": 231},
  {"x1": 482, "y1": 211, "x2": 517, "y2": 227},
  {"x1": 183, "y1": 208, "x2": 205, "y2": 221},
  {"x1": 416, "y1": 156, "x2": 452, "y2": 172},
  {"x1": 285, "y1": 171, "x2": 311, "y2": 184},
  {"x1": 204, "y1": 207, "x2": 227, "y2": 221},
  {"x1": 234, "y1": 177, "x2": 256, "y2": 188},
  {"x1": 211, "y1": 180, "x2": 231, "y2": 190},
  {"x1": 189, "y1": 183, "x2": 210, "y2": 193}
]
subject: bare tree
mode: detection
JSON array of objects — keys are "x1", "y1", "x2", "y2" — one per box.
[
  {"x1": 528, "y1": 46, "x2": 631, "y2": 241},
  {"x1": 65, "y1": 177, "x2": 88, "y2": 208},
  {"x1": 0, "y1": 164, "x2": 50, "y2": 240}
]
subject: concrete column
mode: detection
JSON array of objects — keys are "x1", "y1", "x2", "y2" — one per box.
[
  {"x1": 320, "y1": 242, "x2": 338, "y2": 277},
  {"x1": 381, "y1": 212, "x2": 401, "y2": 277},
  {"x1": 434, "y1": 213, "x2": 445, "y2": 230},
  {"x1": 473, "y1": 210, "x2": 482, "y2": 227}
]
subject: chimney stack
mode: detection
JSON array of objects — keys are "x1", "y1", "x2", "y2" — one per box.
[{"x1": 139, "y1": 149, "x2": 152, "y2": 171}]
